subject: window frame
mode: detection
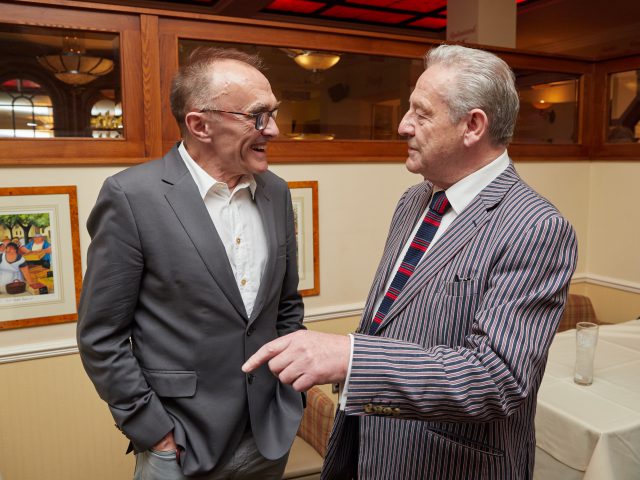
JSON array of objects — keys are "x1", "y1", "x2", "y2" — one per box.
[
  {"x1": 593, "y1": 55, "x2": 640, "y2": 159},
  {"x1": 0, "y1": 3, "x2": 147, "y2": 166},
  {"x1": 159, "y1": 16, "x2": 594, "y2": 163}
]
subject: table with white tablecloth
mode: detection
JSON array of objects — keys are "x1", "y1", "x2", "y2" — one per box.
[{"x1": 534, "y1": 320, "x2": 640, "y2": 480}]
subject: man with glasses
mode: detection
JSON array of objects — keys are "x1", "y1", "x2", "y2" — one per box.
[{"x1": 77, "y1": 47, "x2": 304, "y2": 479}]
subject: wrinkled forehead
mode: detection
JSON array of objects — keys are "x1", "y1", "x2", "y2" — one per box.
[
  {"x1": 210, "y1": 59, "x2": 276, "y2": 109},
  {"x1": 411, "y1": 65, "x2": 455, "y2": 103}
]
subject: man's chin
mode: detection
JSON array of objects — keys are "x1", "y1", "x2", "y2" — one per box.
[
  {"x1": 248, "y1": 162, "x2": 269, "y2": 175},
  {"x1": 405, "y1": 157, "x2": 422, "y2": 174}
]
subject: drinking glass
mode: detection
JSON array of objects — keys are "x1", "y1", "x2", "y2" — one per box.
[{"x1": 574, "y1": 322, "x2": 599, "y2": 385}]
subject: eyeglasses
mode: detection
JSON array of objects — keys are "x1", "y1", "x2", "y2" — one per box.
[{"x1": 199, "y1": 107, "x2": 279, "y2": 131}]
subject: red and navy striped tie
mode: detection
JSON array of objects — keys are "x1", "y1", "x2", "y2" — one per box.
[{"x1": 369, "y1": 190, "x2": 450, "y2": 335}]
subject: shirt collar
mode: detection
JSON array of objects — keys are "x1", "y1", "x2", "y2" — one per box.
[
  {"x1": 178, "y1": 142, "x2": 257, "y2": 199},
  {"x1": 443, "y1": 149, "x2": 510, "y2": 214}
]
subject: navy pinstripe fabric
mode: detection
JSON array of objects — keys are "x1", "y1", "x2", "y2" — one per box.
[{"x1": 322, "y1": 164, "x2": 577, "y2": 480}]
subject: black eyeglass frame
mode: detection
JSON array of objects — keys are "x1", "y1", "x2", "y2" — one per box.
[{"x1": 199, "y1": 107, "x2": 279, "y2": 131}]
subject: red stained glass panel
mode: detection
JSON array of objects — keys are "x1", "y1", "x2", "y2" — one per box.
[
  {"x1": 322, "y1": 5, "x2": 413, "y2": 23},
  {"x1": 1, "y1": 79, "x2": 42, "y2": 89},
  {"x1": 267, "y1": 0, "x2": 326, "y2": 14},
  {"x1": 346, "y1": 0, "x2": 446, "y2": 13},
  {"x1": 407, "y1": 17, "x2": 447, "y2": 29}
]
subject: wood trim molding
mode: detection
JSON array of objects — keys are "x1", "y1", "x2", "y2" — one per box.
[
  {"x1": 140, "y1": 14, "x2": 164, "y2": 158},
  {"x1": 3, "y1": 0, "x2": 640, "y2": 164}
]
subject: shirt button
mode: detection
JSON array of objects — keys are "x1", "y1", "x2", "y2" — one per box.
[
  {"x1": 240, "y1": 279, "x2": 247, "y2": 286},
  {"x1": 236, "y1": 237, "x2": 241, "y2": 245}
]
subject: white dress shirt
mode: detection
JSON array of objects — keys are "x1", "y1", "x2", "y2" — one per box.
[
  {"x1": 178, "y1": 142, "x2": 267, "y2": 318},
  {"x1": 340, "y1": 150, "x2": 511, "y2": 408}
]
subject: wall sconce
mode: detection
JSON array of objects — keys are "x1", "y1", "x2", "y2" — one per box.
[
  {"x1": 37, "y1": 36, "x2": 114, "y2": 86},
  {"x1": 532, "y1": 99, "x2": 555, "y2": 123}
]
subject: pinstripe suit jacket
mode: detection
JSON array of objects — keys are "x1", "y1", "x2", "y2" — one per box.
[{"x1": 322, "y1": 163, "x2": 577, "y2": 480}]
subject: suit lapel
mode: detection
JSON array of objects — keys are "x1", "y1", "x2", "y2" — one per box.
[
  {"x1": 248, "y1": 175, "x2": 275, "y2": 324},
  {"x1": 375, "y1": 164, "x2": 520, "y2": 333},
  {"x1": 161, "y1": 147, "x2": 248, "y2": 320}
]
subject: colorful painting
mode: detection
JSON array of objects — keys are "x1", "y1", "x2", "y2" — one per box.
[{"x1": 0, "y1": 186, "x2": 81, "y2": 329}]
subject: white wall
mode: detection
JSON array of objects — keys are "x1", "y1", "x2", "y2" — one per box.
[{"x1": 2, "y1": 158, "x2": 637, "y2": 359}]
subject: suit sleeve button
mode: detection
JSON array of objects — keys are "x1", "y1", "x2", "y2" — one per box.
[
  {"x1": 383, "y1": 407, "x2": 392, "y2": 415},
  {"x1": 364, "y1": 403, "x2": 374, "y2": 413},
  {"x1": 392, "y1": 407, "x2": 401, "y2": 416}
]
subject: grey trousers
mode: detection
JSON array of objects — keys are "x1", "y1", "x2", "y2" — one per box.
[{"x1": 133, "y1": 431, "x2": 289, "y2": 480}]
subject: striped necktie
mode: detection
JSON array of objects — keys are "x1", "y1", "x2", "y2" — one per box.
[{"x1": 369, "y1": 190, "x2": 450, "y2": 335}]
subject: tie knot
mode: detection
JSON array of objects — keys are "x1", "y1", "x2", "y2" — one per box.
[{"x1": 429, "y1": 190, "x2": 449, "y2": 215}]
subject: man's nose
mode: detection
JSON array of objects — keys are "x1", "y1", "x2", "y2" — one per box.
[
  {"x1": 398, "y1": 113, "x2": 413, "y2": 137},
  {"x1": 262, "y1": 115, "x2": 279, "y2": 138}
]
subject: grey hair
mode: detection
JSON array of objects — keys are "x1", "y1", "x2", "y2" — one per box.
[
  {"x1": 170, "y1": 47, "x2": 264, "y2": 135},
  {"x1": 424, "y1": 44, "x2": 519, "y2": 146}
]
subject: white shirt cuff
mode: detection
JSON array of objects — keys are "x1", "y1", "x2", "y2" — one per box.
[{"x1": 338, "y1": 333, "x2": 355, "y2": 411}]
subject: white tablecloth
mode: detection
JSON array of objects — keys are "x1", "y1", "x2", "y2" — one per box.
[{"x1": 534, "y1": 320, "x2": 640, "y2": 480}]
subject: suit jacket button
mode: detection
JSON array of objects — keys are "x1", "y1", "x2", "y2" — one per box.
[
  {"x1": 247, "y1": 373, "x2": 255, "y2": 384},
  {"x1": 364, "y1": 403, "x2": 374, "y2": 413},
  {"x1": 247, "y1": 326, "x2": 255, "y2": 336}
]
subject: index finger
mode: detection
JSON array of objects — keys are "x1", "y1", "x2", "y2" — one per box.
[{"x1": 242, "y1": 336, "x2": 291, "y2": 373}]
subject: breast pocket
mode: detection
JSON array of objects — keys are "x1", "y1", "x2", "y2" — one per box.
[
  {"x1": 432, "y1": 277, "x2": 481, "y2": 345},
  {"x1": 441, "y1": 278, "x2": 478, "y2": 297}
]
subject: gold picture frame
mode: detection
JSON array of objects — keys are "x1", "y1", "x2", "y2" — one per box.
[
  {"x1": 0, "y1": 186, "x2": 82, "y2": 329},
  {"x1": 288, "y1": 181, "x2": 319, "y2": 297}
]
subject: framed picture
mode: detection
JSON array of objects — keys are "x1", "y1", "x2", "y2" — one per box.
[
  {"x1": 0, "y1": 186, "x2": 81, "y2": 329},
  {"x1": 288, "y1": 181, "x2": 319, "y2": 297}
]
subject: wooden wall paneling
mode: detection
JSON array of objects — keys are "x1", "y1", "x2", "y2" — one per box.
[
  {"x1": 591, "y1": 61, "x2": 609, "y2": 157},
  {"x1": 577, "y1": 64, "x2": 595, "y2": 151},
  {"x1": 140, "y1": 14, "x2": 164, "y2": 158},
  {"x1": 0, "y1": 2, "x2": 147, "y2": 165},
  {"x1": 9, "y1": 1, "x2": 634, "y2": 163},
  {"x1": 158, "y1": 23, "x2": 181, "y2": 153}
]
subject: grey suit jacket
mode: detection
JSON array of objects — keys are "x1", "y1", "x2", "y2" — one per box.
[
  {"x1": 77, "y1": 146, "x2": 304, "y2": 476},
  {"x1": 322, "y1": 163, "x2": 577, "y2": 480}
]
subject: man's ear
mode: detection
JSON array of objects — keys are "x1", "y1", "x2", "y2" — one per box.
[
  {"x1": 185, "y1": 112, "x2": 211, "y2": 142},
  {"x1": 463, "y1": 109, "x2": 488, "y2": 147}
]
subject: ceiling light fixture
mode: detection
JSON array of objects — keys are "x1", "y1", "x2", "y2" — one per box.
[
  {"x1": 37, "y1": 36, "x2": 114, "y2": 86},
  {"x1": 532, "y1": 99, "x2": 553, "y2": 110},
  {"x1": 283, "y1": 49, "x2": 341, "y2": 72}
]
